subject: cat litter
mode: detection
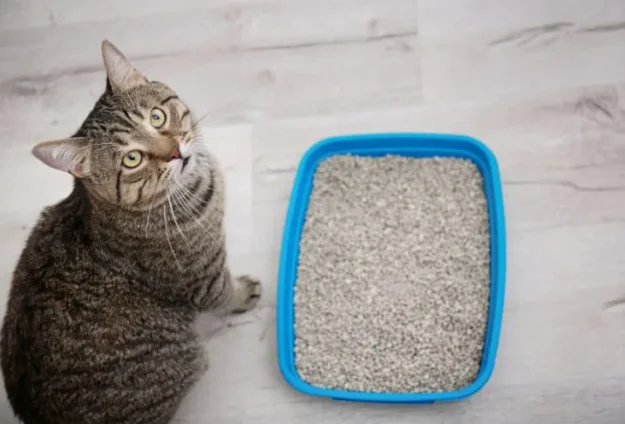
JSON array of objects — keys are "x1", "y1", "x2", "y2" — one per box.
[
  {"x1": 277, "y1": 133, "x2": 506, "y2": 403},
  {"x1": 293, "y1": 155, "x2": 490, "y2": 393}
]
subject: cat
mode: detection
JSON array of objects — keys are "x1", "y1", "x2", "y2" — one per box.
[{"x1": 0, "y1": 40, "x2": 262, "y2": 424}]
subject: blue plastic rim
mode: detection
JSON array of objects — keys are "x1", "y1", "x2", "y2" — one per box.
[{"x1": 276, "y1": 133, "x2": 506, "y2": 403}]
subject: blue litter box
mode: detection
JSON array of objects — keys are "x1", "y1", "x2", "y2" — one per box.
[{"x1": 276, "y1": 133, "x2": 506, "y2": 403}]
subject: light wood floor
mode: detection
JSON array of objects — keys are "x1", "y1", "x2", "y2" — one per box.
[{"x1": 1, "y1": 0, "x2": 625, "y2": 423}]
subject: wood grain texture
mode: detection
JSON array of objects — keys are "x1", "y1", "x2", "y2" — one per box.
[
  {"x1": 1, "y1": 0, "x2": 625, "y2": 423},
  {"x1": 418, "y1": 0, "x2": 625, "y2": 102}
]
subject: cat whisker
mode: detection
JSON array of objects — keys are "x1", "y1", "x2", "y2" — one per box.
[
  {"x1": 170, "y1": 179, "x2": 224, "y2": 223},
  {"x1": 184, "y1": 129, "x2": 203, "y2": 146},
  {"x1": 169, "y1": 181, "x2": 221, "y2": 235},
  {"x1": 144, "y1": 176, "x2": 162, "y2": 237},
  {"x1": 166, "y1": 188, "x2": 192, "y2": 248},
  {"x1": 144, "y1": 201, "x2": 153, "y2": 237},
  {"x1": 162, "y1": 205, "x2": 183, "y2": 271},
  {"x1": 189, "y1": 113, "x2": 209, "y2": 133},
  {"x1": 169, "y1": 185, "x2": 201, "y2": 219},
  {"x1": 169, "y1": 188, "x2": 217, "y2": 236},
  {"x1": 181, "y1": 185, "x2": 224, "y2": 218}
]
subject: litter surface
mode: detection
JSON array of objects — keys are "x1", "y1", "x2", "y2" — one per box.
[{"x1": 294, "y1": 155, "x2": 490, "y2": 393}]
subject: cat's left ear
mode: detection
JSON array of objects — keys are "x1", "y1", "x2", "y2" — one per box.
[
  {"x1": 32, "y1": 137, "x2": 91, "y2": 178},
  {"x1": 101, "y1": 40, "x2": 147, "y2": 94}
]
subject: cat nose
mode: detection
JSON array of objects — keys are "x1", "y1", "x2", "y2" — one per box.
[{"x1": 170, "y1": 146, "x2": 182, "y2": 161}]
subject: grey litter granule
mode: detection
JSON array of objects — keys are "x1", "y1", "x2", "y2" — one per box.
[{"x1": 294, "y1": 155, "x2": 490, "y2": 394}]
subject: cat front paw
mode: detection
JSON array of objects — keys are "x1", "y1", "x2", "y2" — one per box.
[{"x1": 231, "y1": 275, "x2": 262, "y2": 314}]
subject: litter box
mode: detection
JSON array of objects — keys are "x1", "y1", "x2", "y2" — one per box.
[{"x1": 276, "y1": 133, "x2": 506, "y2": 403}]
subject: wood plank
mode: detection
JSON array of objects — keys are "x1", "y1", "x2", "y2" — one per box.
[
  {"x1": 0, "y1": 34, "x2": 420, "y2": 142},
  {"x1": 252, "y1": 83, "x2": 625, "y2": 209},
  {"x1": 417, "y1": 0, "x2": 625, "y2": 101},
  {"x1": 0, "y1": 0, "x2": 344, "y2": 31},
  {"x1": 417, "y1": 0, "x2": 625, "y2": 37},
  {"x1": 0, "y1": 0, "x2": 418, "y2": 80}
]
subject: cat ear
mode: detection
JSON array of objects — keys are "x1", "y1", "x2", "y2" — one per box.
[
  {"x1": 101, "y1": 40, "x2": 147, "y2": 93},
  {"x1": 32, "y1": 138, "x2": 90, "y2": 178}
]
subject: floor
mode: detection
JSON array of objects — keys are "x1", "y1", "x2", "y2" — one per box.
[{"x1": 1, "y1": 0, "x2": 625, "y2": 423}]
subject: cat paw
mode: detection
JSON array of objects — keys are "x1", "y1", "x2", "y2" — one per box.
[{"x1": 231, "y1": 275, "x2": 262, "y2": 314}]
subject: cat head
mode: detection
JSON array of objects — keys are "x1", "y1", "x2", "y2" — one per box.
[{"x1": 32, "y1": 40, "x2": 203, "y2": 209}]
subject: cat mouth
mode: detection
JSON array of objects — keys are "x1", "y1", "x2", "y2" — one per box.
[
  {"x1": 173, "y1": 154, "x2": 191, "y2": 173},
  {"x1": 181, "y1": 156, "x2": 190, "y2": 171},
  {"x1": 169, "y1": 145, "x2": 191, "y2": 172}
]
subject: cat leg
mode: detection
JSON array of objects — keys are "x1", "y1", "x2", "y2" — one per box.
[{"x1": 192, "y1": 265, "x2": 261, "y2": 314}]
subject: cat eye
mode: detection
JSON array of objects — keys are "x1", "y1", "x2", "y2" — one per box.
[
  {"x1": 150, "y1": 108, "x2": 166, "y2": 128},
  {"x1": 122, "y1": 150, "x2": 143, "y2": 168}
]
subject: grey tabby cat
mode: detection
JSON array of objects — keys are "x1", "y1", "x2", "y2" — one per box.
[{"x1": 0, "y1": 40, "x2": 262, "y2": 424}]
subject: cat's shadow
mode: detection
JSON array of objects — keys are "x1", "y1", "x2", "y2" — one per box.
[{"x1": 194, "y1": 305, "x2": 274, "y2": 342}]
